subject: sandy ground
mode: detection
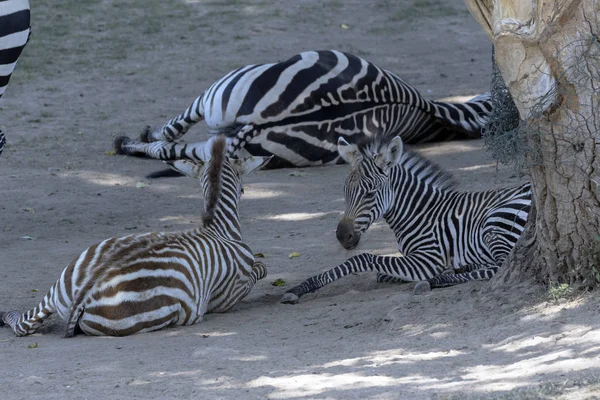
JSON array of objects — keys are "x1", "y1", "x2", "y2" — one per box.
[{"x1": 1, "y1": 1, "x2": 599, "y2": 399}]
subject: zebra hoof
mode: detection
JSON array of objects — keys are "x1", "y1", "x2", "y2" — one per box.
[
  {"x1": 0, "y1": 311, "x2": 6, "y2": 326},
  {"x1": 280, "y1": 293, "x2": 300, "y2": 304},
  {"x1": 113, "y1": 136, "x2": 132, "y2": 155},
  {"x1": 413, "y1": 281, "x2": 432, "y2": 295}
]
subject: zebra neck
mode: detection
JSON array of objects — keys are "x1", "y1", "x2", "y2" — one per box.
[
  {"x1": 383, "y1": 166, "x2": 452, "y2": 234},
  {"x1": 203, "y1": 182, "x2": 243, "y2": 241}
]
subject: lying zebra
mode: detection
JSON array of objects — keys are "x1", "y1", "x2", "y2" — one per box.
[
  {"x1": 1, "y1": 137, "x2": 270, "y2": 336},
  {"x1": 281, "y1": 135, "x2": 531, "y2": 304},
  {"x1": 114, "y1": 50, "x2": 492, "y2": 173}
]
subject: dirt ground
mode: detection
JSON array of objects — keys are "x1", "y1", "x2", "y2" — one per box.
[{"x1": 1, "y1": 1, "x2": 599, "y2": 399}]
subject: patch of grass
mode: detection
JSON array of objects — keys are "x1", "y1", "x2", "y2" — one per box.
[{"x1": 547, "y1": 282, "x2": 573, "y2": 301}]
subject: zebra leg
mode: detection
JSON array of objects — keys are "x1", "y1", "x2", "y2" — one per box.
[
  {"x1": 414, "y1": 265, "x2": 500, "y2": 295},
  {"x1": 116, "y1": 125, "x2": 258, "y2": 160},
  {"x1": 1, "y1": 289, "x2": 57, "y2": 336},
  {"x1": 142, "y1": 94, "x2": 206, "y2": 142},
  {"x1": 281, "y1": 253, "x2": 443, "y2": 304},
  {"x1": 213, "y1": 261, "x2": 268, "y2": 313},
  {"x1": 234, "y1": 261, "x2": 268, "y2": 301},
  {"x1": 114, "y1": 136, "x2": 207, "y2": 161}
]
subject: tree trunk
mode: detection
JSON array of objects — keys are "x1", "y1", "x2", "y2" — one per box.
[{"x1": 464, "y1": 0, "x2": 600, "y2": 287}]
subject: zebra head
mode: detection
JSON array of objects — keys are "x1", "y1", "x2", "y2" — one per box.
[{"x1": 336, "y1": 136, "x2": 404, "y2": 249}]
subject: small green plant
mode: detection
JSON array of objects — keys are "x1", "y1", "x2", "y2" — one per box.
[{"x1": 547, "y1": 283, "x2": 572, "y2": 301}]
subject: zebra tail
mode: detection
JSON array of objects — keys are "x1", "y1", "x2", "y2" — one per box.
[{"x1": 64, "y1": 300, "x2": 86, "y2": 338}]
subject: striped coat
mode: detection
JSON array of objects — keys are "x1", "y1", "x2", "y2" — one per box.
[
  {"x1": 115, "y1": 50, "x2": 492, "y2": 171},
  {"x1": 1, "y1": 138, "x2": 270, "y2": 336},
  {"x1": 281, "y1": 136, "x2": 531, "y2": 303}
]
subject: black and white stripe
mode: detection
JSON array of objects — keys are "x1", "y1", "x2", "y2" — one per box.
[
  {"x1": 1, "y1": 137, "x2": 270, "y2": 337},
  {"x1": 281, "y1": 135, "x2": 530, "y2": 303},
  {"x1": 0, "y1": 0, "x2": 30, "y2": 158},
  {"x1": 115, "y1": 50, "x2": 492, "y2": 170}
]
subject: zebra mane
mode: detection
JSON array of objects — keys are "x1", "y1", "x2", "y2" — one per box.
[
  {"x1": 202, "y1": 136, "x2": 227, "y2": 227},
  {"x1": 362, "y1": 136, "x2": 458, "y2": 192}
]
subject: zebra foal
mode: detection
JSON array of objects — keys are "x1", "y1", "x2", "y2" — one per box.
[
  {"x1": 281, "y1": 135, "x2": 531, "y2": 304},
  {"x1": 1, "y1": 137, "x2": 270, "y2": 336},
  {"x1": 115, "y1": 50, "x2": 492, "y2": 171}
]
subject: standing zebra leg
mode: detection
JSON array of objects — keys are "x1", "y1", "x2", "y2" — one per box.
[
  {"x1": 413, "y1": 265, "x2": 500, "y2": 295},
  {"x1": 280, "y1": 252, "x2": 444, "y2": 304},
  {"x1": 141, "y1": 94, "x2": 206, "y2": 142},
  {"x1": 0, "y1": 0, "x2": 31, "y2": 158}
]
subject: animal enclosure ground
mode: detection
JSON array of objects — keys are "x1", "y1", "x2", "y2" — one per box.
[{"x1": 1, "y1": 1, "x2": 599, "y2": 399}]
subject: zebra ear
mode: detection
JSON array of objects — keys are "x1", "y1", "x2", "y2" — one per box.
[
  {"x1": 376, "y1": 136, "x2": 404, "y2": 172},
  {"x1": 235, "y1": 155, "x2": 273, "y2": 175},
  {"x1": 337, "y1": 137, "x2": 362, "y2": 166},
  {"x1": 166, "y1": 160, "x2": 205, "y2": 179}
]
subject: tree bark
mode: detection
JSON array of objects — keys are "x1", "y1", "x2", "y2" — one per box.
[{"x1": 464, "y1": 0, "x2": 600, "y2": 287}]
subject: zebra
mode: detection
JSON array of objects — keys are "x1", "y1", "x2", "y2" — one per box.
[
  {"x1": 0, "y1": 137, "x2": 271, "y2": 336},
  {"x1": 114, "y1": 50, "x2": 493, "y2": 173},
  {"x1": 280, "y1": 135, "x2": 531, "y2": 304},
  {"x1": 0, "y1": 0, "x2": 30, "y2": 157}
]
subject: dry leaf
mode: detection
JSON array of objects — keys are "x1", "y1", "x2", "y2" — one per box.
[
  {"x1": 288, "y1": 252, "x2": 300, "y2": 259},
  {"x1": 27, "y1": 342, "x2": 38, "y2": 349},
  {"x1": 340, "y1": 23, "x2": 349, "y2": 29},
  {"x1": 253, "y1": 252, "x2": 265, "y2": 258},
  {"x1": 23, "y1": 208, "x2": 35, "y2": 213},
  {"x1": 104, "y1": 150, "x2": 116, "y2": 156},
  {"x1": 135, "y1": 182, "x2": 148, "y2": 189}
]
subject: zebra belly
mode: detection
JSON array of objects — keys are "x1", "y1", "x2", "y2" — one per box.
[
  {"x1": 77, "y1": 299, "x2": 188, "y2": 336},
  {"x1": 75, "y1": 282, "x2": 199, "y2": 336}
]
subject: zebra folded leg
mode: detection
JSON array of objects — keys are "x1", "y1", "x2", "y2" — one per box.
[
  {"x1": 234, "y1": 261, "x2": 268, "y2": 301},
  {"x1": 142, "y1": 93, "x2": 207, "y2": 143},
  {"x1": 1, "y1": 291, "x2": 57, "y2": 336},
  {"x1": 413, "y1": 265, "x2": 500, "y2": 295}
]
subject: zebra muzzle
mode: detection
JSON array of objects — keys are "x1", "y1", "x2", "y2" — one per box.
[{"x1": 336, "y1": 218, "x2": 361, "y2": 249}]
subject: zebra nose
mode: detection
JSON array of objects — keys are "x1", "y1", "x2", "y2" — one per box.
[{"x1": 336, "y1": 218, "x2": 361, "y2": 249}]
